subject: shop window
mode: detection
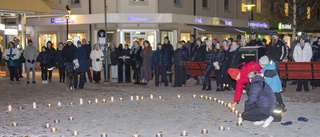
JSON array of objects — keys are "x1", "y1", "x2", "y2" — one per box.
[
  {"x1": 241, "y1": 0, "x2": 246, "y2": 12},
  {"x1": 68, "y1": 33, "x2": 87, "y2": 45},
  {"x1": 285, "y1": 2, "x2": 289, "y2": 16},
  {"x1": 224, "y1": 0, "x2": 230, "y2": 11},
  {"x1": 174, "y1": 0, "x2": 182, "y2": 5},
  {"x1": 199, "y1": 34, "x2": 212, "y2": 42},
  {"x1": 307, "y1": 6, "x2": 311, "y2": 19},
  {"x1": 106, "y1": 32, "x2": 114, "y2": 46},
  {"x1": 202, "y1": 0, "x2": 208, "y2": 8},
  {"x1": 38, "y1": 34, "x2": 57, "y2": 50},
  {"x1": 256, "y1": 0, "x2": 261, "y2": 13},
  {"x1": 181, "y1": 33, "x2": 190, "y2": 42}
]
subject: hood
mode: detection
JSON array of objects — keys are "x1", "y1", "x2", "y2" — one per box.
[
  {"x1": 252, "y1": 75, "x2": 265, "y2": 83},
  {"x1": 262, "y1": 62, "x2": 276, "y2": 70},
  {"x1": 230, "y1": 45, "x2": 239, "y2": 52}
]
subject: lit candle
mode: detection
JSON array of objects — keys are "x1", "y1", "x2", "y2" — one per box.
[
  {"x1": 193, "y1": 94, "x2": 196, "y2": 98},
  {"x1": 80, "y1": 98, "x2": 83, "y2": 104},
  {"x1": 231, "y1": 107, "x2": 235, "y2": 112},
  {"x1": 119, "y1": 98, "x2": 123, "y2": 101},
  {"x1": 238, "y1": 113, "x2": 242, "y2": 118},
  {"x1": 12, "y1": 122, "x2": 18, "y2": 127},
  {"x1": 70, "y1": 102, "x2": 74, "y2": 105},
  {"x1": 239, "y1": 116, "x2": 243, "y2": 123},
  {"x1": 209, "y1": 97, "x2": 212, "y2": 100},
  {"x1": 213, "y1": 98, "x2": 217, "y2": 101},
  {"x1": 201, "y1": 128, "x2": 208, "y2": 134},
  {"x1": 111, "y1": 96, "x2": 114, "y2": 102},
  {"x1": 33, "y1": 102, "x2": 36, "y2": 109},
  {"x1": 101, "y1": 133, "x2": 108, "y2": 137},
  {"x1": 236, "y1": 121, "x2": 243, "y2": 126},
  {"x1": 95, "y1": 98, "x2": 98, "y2": 103},
  {"x1": 131, "y1": 96, "x2": 134, "y2": 100},
  {"x1": 218, "y1": 100, "x2": 221, "y2": 103},
  {"x1": 141, "y1": 96, "x2": 144, "y2": 100},
  {"x1": 219, "y1": 126, "x2": 225, "y2": 131},
  {"x1": 58, "y1": 102, "x2": 61, "y2": 106},
  {"x1": 221, "y1": 100, "x2": 224, "y2": 105},
  {"x1": 45, "y1": 123, "x2": 51, "y2": 128},
  {"x1": 234, "y1": 110, "x2": 239, "y2": 115},
  {"x1": 181, "y1": 131, "x2": 188, "y2": 136},
  {"x1": 205, "y1": 96, "x2": 208, "y2": 100},
  {"x1": 102, "y1": 99, "x2": 106, "y2": 103},
  {"x1": 228, "y1": 103, "x2": 232, "y2": 108},
  {"x1": 155, "y1": 133, "x2": 163, "y2": 137},
  {"x1": 177, "y1": 95, "x2": 181, "y2": 99},
  {"x1": 47, "y1": 104, "x2": 52, "y2": 107},
  {"x1": 150, "y1": 94, "x2": 154, "y2": 99},
  {"x1": 200, "y1": 95, "x2": 204, "y2": 99},
  {"x1": 72, "y1": 130, "x2": 79, "y2": 136},
  {"x1": 136, "y1": 96, "x2": 139, "y2": 100},
  {"x1": 54, "y1": 119, "x2": 60, "y2": 123},
  {"x1": 159, "y1": 96, "x2": 162, "y2": 99},
  {"x1": 51, "y1": 127, "x2": 57, "y2": 132},
  {"x1": 224, "y1": 102, "x2": 227, "y2": 106},
  {"x1": 8, "y1": 105, "x2": 12, "y2": 111},
  {"x1": 68, "y1": 116, "x2": 74, "y2": 121},
  {"x1": 87, "y1": 101, "x2": 92, "y2": 104},
  {"x1": 133, "y1": 133, "x2": 139, "y2": 137},
  {"x1": 18, "y1": 107, "x2": 23, "y2": 110}
]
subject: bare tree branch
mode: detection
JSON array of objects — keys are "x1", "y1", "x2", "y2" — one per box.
[
  {"x1": 297, "y1": 0, "x2": 309, "y2": 8},
  {"x1": 296, "y1": 0, "x2": 319, "y2": 25},
  {"x1": 275, "y1": 0, "x2": 291, "y2": 23},
  {"x1": 296, "y1": 0, "x2": 312, "y2": 18}
]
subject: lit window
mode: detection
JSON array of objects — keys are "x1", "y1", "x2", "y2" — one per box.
[
  {"x1": 241, "y1": 0, "x2": 246, "y2": 12},
  {"x1": 285, "y1": 3, "x2": 289, "y2": 16},
  {"x1": 307, "y1": 6, "x2": 311, "y2": 19},
  {"x1": 202, "y1": 0, "x2": 208, "y2": 8},
  {"x1": 224, "y1": 0, "x2": 230, "y2": 11},
  {"x1": 174, "y1": 0, "x2": 182, "y2": 5},
  {"x1": 257, "y1": 0, "x2": 261, "y2": 13}
]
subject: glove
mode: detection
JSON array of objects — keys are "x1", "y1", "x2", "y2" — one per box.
[
  {"x1": 32, "y1": 60, "x2": 35, "y2": 64},
  {"x1": 213, "y1": 62, "x2": 220, "y2": 70},
  {"x1": 27, "y1": 59, "x2": 31, "y2": 63},
  {"x1": 96, "y1": 58, "x2": 100, "y2": 61}
]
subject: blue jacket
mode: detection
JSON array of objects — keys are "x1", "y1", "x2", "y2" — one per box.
[
  {"x1": 261, "y1": 62, "x2": 282, "y2": 93},
  {"x1": 74, "y1": 46, "x2": 87, "y2": 73},
  {"x1": 245, "y1": 76, "x2": 276, "y2": 116},
  {"x1": 151, "y1": 48, "x2": 169, "y2": 67}
]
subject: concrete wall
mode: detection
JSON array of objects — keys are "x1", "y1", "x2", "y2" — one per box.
[
  {"x1": 158, "y1": 0, "x2": 193, "y2": 15},
  {"x1": 117, "y1": 0, "x2": 158, "y2": 13}
]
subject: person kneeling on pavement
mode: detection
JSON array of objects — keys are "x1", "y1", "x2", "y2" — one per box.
[{"x1": 242, "y1": 71, "x2": 276, "y2": 128}]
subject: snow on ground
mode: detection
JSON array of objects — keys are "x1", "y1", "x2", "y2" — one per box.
[{"x1": 0, "y1": 71, "x2": 319, "y2": 137}]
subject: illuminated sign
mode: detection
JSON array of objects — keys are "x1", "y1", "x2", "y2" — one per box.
[
  {"x1": 249, "y1": 22, "x2": 268, "y2": 28},
  {"x1": 195, "y1": 17, "x2": 203, "y2": 23},
  {"x1": 213, "y1": 18, "x2": 232, "y2": 26},
  {"x1": 127, "y1": 15, "x2": 155, "y2": 21},
  {"x1": 278, "y1": 22, "x2": 292, "y2": 30},
  {"x1": 0, "y1": 24, "x2": 5, "y2": 31},
  {"x1": 4, "y1": 29, "x2": 18, "y2": 35},
  {"x1": 51, "y1": 17, "x2": 74, "y2": 24}
]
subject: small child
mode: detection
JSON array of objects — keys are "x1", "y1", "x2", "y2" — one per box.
[
  {"x1": 152, "y1": 43, "x2": 169, "y2": 87},
  {"x1": 37, "y1": 46, "x2": 51, "y2": 84}
]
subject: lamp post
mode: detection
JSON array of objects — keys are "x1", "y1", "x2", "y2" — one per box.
[
  {"x1": 65, "y1": 5, "x2": 71, "y2": 41},
  {"x1": 245, "y1": 4, "x2": 255, "y2": 40}
]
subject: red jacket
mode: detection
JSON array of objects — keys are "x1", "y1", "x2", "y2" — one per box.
[{"x1": 234, "y1": 61, "x2": 262, "y2": 103}]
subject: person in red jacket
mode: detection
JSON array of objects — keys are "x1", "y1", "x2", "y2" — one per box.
[{"x1": 228, "y1": 61, "x2": 262, "y2": 108}]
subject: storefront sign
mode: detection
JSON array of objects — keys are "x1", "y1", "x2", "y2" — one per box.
[
  {"x1": 4, "y1": 29, "x2": 18, "y2": 35},
  {"x1": 213, "y1": 18, "x2": 232, "y2": 26},
  {"x1": 0, "y1": 24, "x2": 5, "y2": 31},
  {"x1": 278, "y1": 22, "x2": 292, "y2": 30},
  {"x1": 195, "y1": 17, "x2": 203, "y2": 23},
  {"x1": 127, "y1": 15, "x2": 155, "y2": 21},
  {"x1": 249, "y1": 22, "x2": 268, "y2": 28},
  {"x1": 50, "y1": 17, "x2": 74, "y2": 24}
]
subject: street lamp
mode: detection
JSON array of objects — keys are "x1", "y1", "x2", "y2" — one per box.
[
  {"x1": 245, "y1": 4, "x2": 255, "y2": 40},
  {"x1": 65, "y1": 5, "x2": 71, "y2": 41}
]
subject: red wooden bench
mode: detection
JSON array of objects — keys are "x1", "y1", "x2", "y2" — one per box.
[
  {"x1": 182, "y1": 62, "x2": 215, "y2": 86},
  {"x1": 279, "y1": 62, "x2": 320, "y2": 91}
]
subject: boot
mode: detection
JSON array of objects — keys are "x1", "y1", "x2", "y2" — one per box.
[
  {"x1": 206, "y1": 85, "x2": 212, "y2": 91},
  {"x1": 194, "y1": 78, "x2": 200, "y2": 86},
  {"x1": 220, "y1": 86, "x2": 225, "y2": 91},
  {"x1": 202, "y1": 84, "x2": 206, "y2": 90}
]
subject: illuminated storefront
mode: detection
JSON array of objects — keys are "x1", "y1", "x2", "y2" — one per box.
[{"x1": 38, "y1": 34, "x2": 57, "y2": 50}]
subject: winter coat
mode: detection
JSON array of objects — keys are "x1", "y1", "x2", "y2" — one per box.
[
  {"x1": 90, "y1": 49, "x2": 104, "y2": 71},
  {"x1": 3, "y1": 48, "x2": 20, "y2": 67},
  {"x1": 37, "y1": 51, "x2": 51, "y2": 67},
  {"x1": 131, "y1": 46, "x2": 142, "y2": 69},
  {"x1": 173, "y1": 48, "x2": 188, "y2": 65},
  {"x1": 246, "y1": 39, "x2": 263, "y2": 46},
  {"x1": 55, "y1": 49, "x2": 65, "y2": 68},
  {"x1": 46, "y1": 47, "x2": 56, "y2": 68},
  {"x1": 204, "y1": 48, "x2": 214, "y2": 64},
  {"x1": 83, "y1": 44, "x2": 91, "y2": 61},
  {"x1": 261, "y1": 62, "x2": 282, "y2": 93},
  {"x1": 213, "y1": 49, "x2": 226, "y2": 71},
  {"x1": 23, "y1": 46, "x2": 38, "y2": 68},
  {"x1": 102, "y1": 46, "x2": 112, "y2": 65},
  {"x1": 311, "y1": 44, "x2": 320, "y2": 62},
  {"x1": 162, "y1": 43, "x2": 174, "y2": 66},
  {"x1": 140, "y1": 45, "x2": 153, "y2": 80},
  {"x1": 185, "y1": 41, "x2": 195, "y2": 57},
  {"x1": 225, "y1": 46, "x2": 240, "y2": 68},
  {"x1": 120, "y1": 49, "x2": 131, "y2": 65},
  {"x1": 192, "y1": 45, "x2": 206, "y2": 62},
  {"x1": 109, "y1": 48, "x2": 119, "y2": 65},
  {"x1": 293, "y1": 42, "x2": 313, "y2": 62},
  {"x1": 151, "y1": 48, "x2": 169, "y2": 67},
  {"x1": 245, "y1": 76, "x2": 276, "y2": 116},
  {"x1": 266, "y1": 40, "x2": 286, "y2": 62},
  {"x1": 74, "y1": 46, "x2": 87, "y2": 73},
  {"x1": 62, "y1": 44, "x2": 77, "y2": 62},
  {"x1": 234, "y1": 61, "x2": 262, "y2": 103}
]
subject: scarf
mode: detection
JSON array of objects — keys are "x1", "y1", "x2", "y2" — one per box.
[
  {"x1": 143, "y1": 45, "x2": 150, "y2": 54},
  {"x1": 230, "y1": 45, "x2": 239, "y2": 52}
]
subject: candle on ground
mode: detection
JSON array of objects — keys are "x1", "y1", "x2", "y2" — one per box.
[
  {"x1": 111, "y1": 96, "x2": 114, "y2": 102},
  {"x1": 213, "y1": 98, "x2": 217, "y2": 101},
  {"x1": 221, "y1": 100, "x2": 224, "y2": 105},
  {"x1": 159, "y1": 96, "x2": 162, "y2": 99},
  {"x1": 8, "y1": 105, "x2": 12, "y2": 111},
  {"x1": 70, "y1": 102, "x2": 74, "y2": 105},
  {"x1": 51, "y1": 127, "x2": 57, "y2": 132},
  {"x1": 47, "y1": 104, "x2": 52, "y2": 107},
  {"x1": 193, "y1": 94, "x2": 196, "y2": 98},
  {"x1": 200, "y1": 95, "x2": 204, "y2": 99},
  {"x1": 236, "y1": 121, "x2": 243, "y2": 126},
  {"x1": 136, "y1": 96, "x2": 139, "y2": 100},
  {"x1": 234, "y1": 110, "x2": 239, "y2": 115},
  {"x1": 101, "y1": 133, "x2": 108, "y2": 137},
  {"x1": 58, "y1": 102, "x2": 61, "y2": 106},
  {"x1": 80, "y1": 98, "x2": 83, "y2": 104},
  {"x1": 45, "y1": 123, "x2": 51, "y2": 128},
  {"x1": 119, "y1": 98, "x2": 123, "y2": 101},
  {"x1": 209, "y1": 97, "x2": 212, "y2": 100},
  {"x1": 201, "y1": 128, "x2": 208, "y2": 134},
  {"x1": 219, "y1": 126, "x2": 225, "y2": 131},
  {"x1": 150, "y1": 94, "x2": 154, "y2": 99},
  {"x1": 68, "y1": 116, "x2": 74, "y2": 120},
  {"x1": 95, "y1": 98, "x2": 98, "y2": 103},
  {"x1": 33, "y1": 102, "x2": 36, "y2": 109},
  {"x1": 177, "y1": 95, "x2": 181, "y2": 99},
  {"x1": 131, "y1": 96, "x2": 134, "y2": 100},
  {"x1": 156, "y1": 133, "x2": 163, "y2": 137},
  {"x1": 102, "y1": 99, "x2": 106, "y2": 103},
  {"x1": 87, "y1": 101, "x2": 92, "y2": 104},
  {"x1": 181, "y1": 131, "x2": 188, "y2": 136},
  {"x1": 12, "y1": 122, "x2": 18, "y2": 126},
  {"x1": 231, "y1": 107, "x2": 235, "y2": 112},
  {"x1": 72, "y1": 130, "x2": 79, "y2": 136}
]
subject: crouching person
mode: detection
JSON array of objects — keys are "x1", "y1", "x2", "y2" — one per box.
[
  {"x1": 242, "y1": 71, "x2": 276, "y2": 128},
  {"x1": 152, "y1": 43, "x2": 169, "y2": 87}
]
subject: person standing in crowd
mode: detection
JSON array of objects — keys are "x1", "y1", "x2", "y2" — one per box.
[
  {"x1": 224, "y1": 41, "x2": 240, "y2": 91},
  {"x1": 192, "y1": 38, "x2": 206, "y2": 85},
  {"x1": 227, "y1": 38, "x2": 233, "y2": 47},
  {"x1": 37, "y1": 46, "x2": 51, "y2": 84},
  {"x1": 3, "y1": 41, "x2": 20, "y2": 84},
  {"x1": 73, "y1": 41, "x2": 87, "y2": 89},
  {"x1": 247, "y1": 32, "x2": 263, "y2": 46},
  {"x1": 13, "y1": 37, "x2": 23, "y2": 78},
  {"x1": 261, "y1": 39, "x2": 267, "y2": 48},
  {"x1": 242, "y1": 71, "x2": 276, "y2": 128},
  {"x1": 118, "y1": 44, "x2": 131, "y2": 83},
  {"x1": 213, "y1": 38, "x2": 218, "y2": 47},
  {"x1": 23, "y1": 40, "x2": 37, "y2": 84},
  {"x1": 90, "y1": 44, "x2": 104, "y2": 84},
  {"x1": 228, "y1": 61, "x2": 262, "y2": 108},
  {"x1": 240, "y1": 37, "x2": 247, "y2": 47},
  {"x1": 203, "y1": 40, "x2": 215, "y2": 90},
  {"x1": 172, "y1": 42, "x2": 187, "y2": 87},
  {"x1": 109, "y1": 42, "x2": 119, "y2": 82},
  {"x1": 180, "y1": 40, "x2": 189, "y2": 56},
  {"x1": 140, "y1": 40, "x2": 153, "y2": 85},
  {"x1": 118, "y1": 44, "x2": 123, "y2": 53},
  {"x1": 102, "y1": 44, "x2": 111, "y2": 81},
  {"x1": 259, "y1": 56, "x2": 286, "y2": 112},
  {"x1": 185, "y1": 34, "x2": 195, "y2": 59},
  {"x1": 82, "y1": 38, "x2": 93, "y2": 83},
  {"x1": 236, "y1": 34, "x2": 242, "y2": 43},
  {"x1": 162, "y1": 36, "x2": 174, "y2": 83},
  {"x1": 293, "y1": 35, "x2": 313, "y2": 92},
  {"x1": 152, "y1": 43, "x2": 169, "y2": 87},
  {"x1": 213, "y1": 42, "x2": 226, "y2": 91},
  {"x1": 131, "y1": 41, "x2": 142, "y2": 84},
  {"x1": 311, "y1": 37, "x2": 320, "y2": 90},
  {"x1": 55, "y1": 42, "x2": 65, "y2": 83},
  {"x1": 279, "y1": 34, "x2": 290, "y2": 62},
  {"x1": 266, "y1": 32, "x2": 285, "y2": 66},
  {"x1": 62, "y1": 40, "x2": 77, "y2": 69},
  {"x1": 46, "y1": 41, "x2": 55, "y2": 82}
]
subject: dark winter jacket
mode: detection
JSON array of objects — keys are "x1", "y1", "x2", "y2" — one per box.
[
  {"x1": 213, "y1": 49, "x2": 226, "y2": 70},
  {"x1": 162, "y1": 43, "x2": 174, "y2": 66},
  {"x1": 225, "y1": 46, "x2": 240, "y2": 68},
  {"x1": 62, "y1": 43, "x2": 77, "y2": 62},
  {"x1": 173, "y1": 48, "x2": 188, "y2": 65},
  {"x1": 245, "y1": 76, "x2": 276, "y2": 116},
  {"x1": 37, "y1": 51, "x2": 51, "y2": 67},
  {"x1": 131, "y1": 46, "x2": 142, "y2": 69},
  {"x1": 110, "y1": 48, "x2": 119, "y2": 65},
  {"x1": 185, "y1": 41, "x2": 195, "y2": 57},
  {"x1": 74, "y1": 46, "x2": 87, "y2": 73},
  {"x1": 183, "y1": 46, "x2": 189, "y2": 57},
  {"x1": 311, "y1": 45, "x2": 320, "y2": 62},
  {"x1": 205, "y1": 48, "x2": 214, "y2": 65},
  {"x1": 152, "y1": 48, "x2": 169, "y2": 67},
  {"x1": 120, "y1": 48, "x2": 131, "y2": 65},
  {"x1": 246, "y1": 39, "x2": 263, "y2": 46},
  {"x1": 46, "y1": 47, "x2": 56, "y2": 68},
  {"x1": 83, "y1": 44, "x2": 91, "y2": 61},
  {"x1": 55, "y1": 49, "x2": 65, "y2": 68},
  {"x1": 266, "y1": 40, "x2": 285, "y2": 62},
  {"x1": 192, "y1": 45, "x2": 206, "y2": 62}
]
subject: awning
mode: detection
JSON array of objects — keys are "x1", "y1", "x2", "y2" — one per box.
[
  {"x1": 193, "y1": 25, "x2": 271, "y2": 35},
  {"x1": 0, "y1": 0, "x2": 67, "y2": 14}
]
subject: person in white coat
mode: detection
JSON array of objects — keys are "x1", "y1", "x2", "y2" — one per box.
[
  {"x1": 23, "y1": 40, "x2": 38, "y2": 84},
  {"x1": 90, "y1": 44, "x2": 104, "y2": 83},
  {"x1": 3, "y1": 41, "x2": 20, "y2": 84},
  {"x1": 293, "y1": 34, "x2": 313, "y2": 92}
]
